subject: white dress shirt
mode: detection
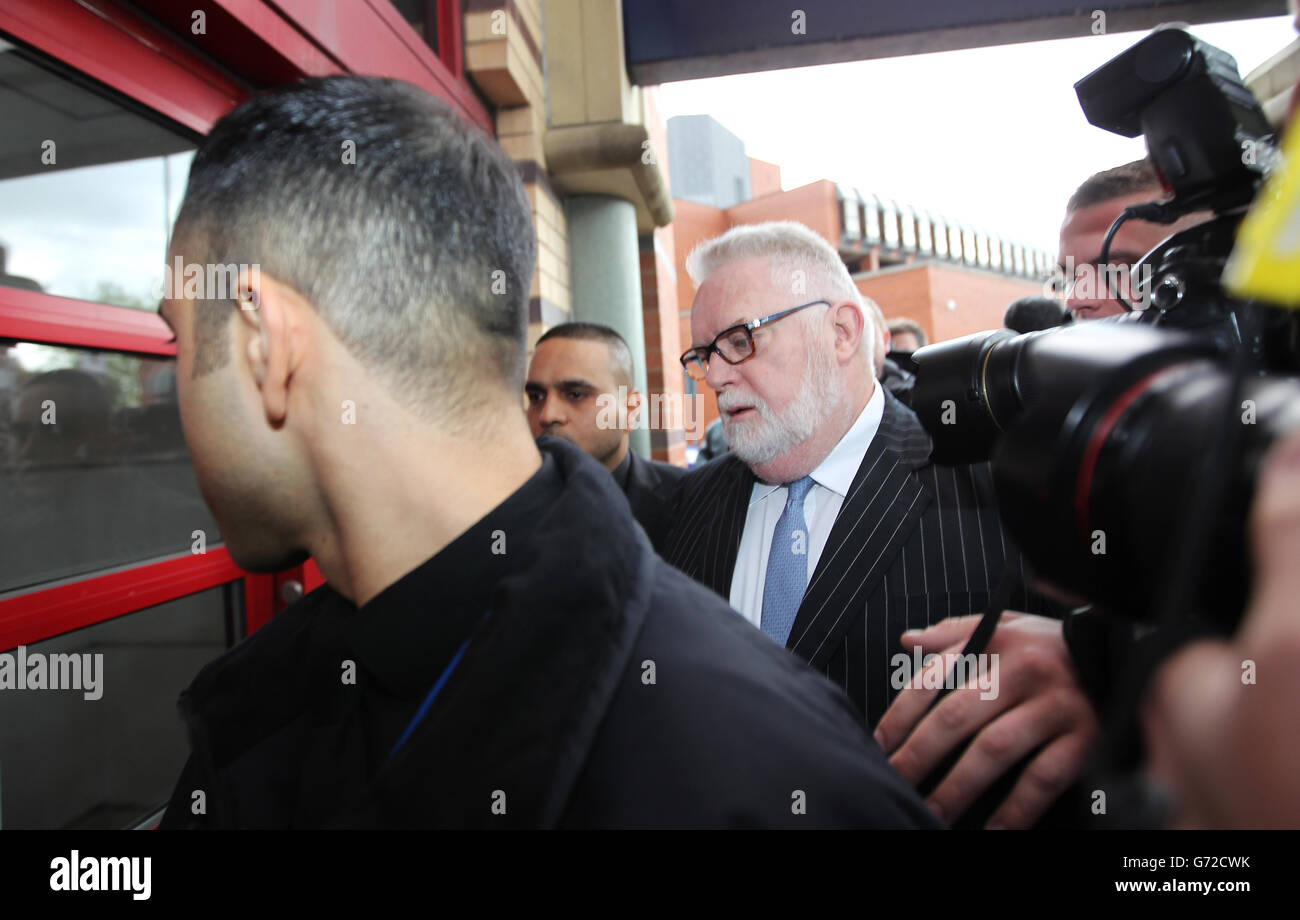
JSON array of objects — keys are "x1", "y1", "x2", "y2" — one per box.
[{"x1": 729, "y1": 384, "x2": 885, "y2": 629}]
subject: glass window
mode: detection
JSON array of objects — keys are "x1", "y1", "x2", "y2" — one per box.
[
  {"x1": 392, "y1": 0, "x2": 441, "y2": 52},
  {"x1": 0, "y1": 585, "x2": 236, "y2": 828},
  {"x1": 899, "y1": 206, "x2": 917, "y2": 252},
  {"x1": 839, "y1": 187, "x2": 861, "y2": 242},
  {"x1": 863, "y1": 197, "x2": 882, "y2": 244},
  {"x1": 962, "y1": 227, "x2": 978, "y2": 265},
  {"x1": 0, "y1": 341, "x2": 221, "y2": 594},
  {"x1": 948, "y1": 224, "x2": 964, "y2": 261},
  {"x1": 915, "y1": 212, "x2": 933, "y2": 255},
  {"x1": 931, "y1": 216, "x2": 949, "y2": 258},
  {"x1": 989, "y1": 236, "x2": 1003, "y2": 271},
  {"x1": 0, "y1": 37, "x2": 196, "y2": 310},
  {"x1": 881, "y1": 200, "x2": 900, "y2": 249}
]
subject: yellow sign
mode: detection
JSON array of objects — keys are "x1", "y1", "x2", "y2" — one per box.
[{"x1": 1224, "y1": 120, "x2": 1300, "y2": 308}]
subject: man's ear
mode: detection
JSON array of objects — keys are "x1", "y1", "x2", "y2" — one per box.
[
  {"x1": 626, "y1": 388, "x2": 643, "y2": 430},
  {"x1": 236, "y1": 269, "x2": 299, "y2": 426},
  {"x1": 830, "y1": 301, "x2": 865, "y2": 362}
]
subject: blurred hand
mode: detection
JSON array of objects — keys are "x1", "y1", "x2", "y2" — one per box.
[
  {"x1": 875, "y1": 612, "x2": 1099, "y2": 828},
  {"x1": 1143, "y1": 431, "x2": 1300, "y2": 828}
]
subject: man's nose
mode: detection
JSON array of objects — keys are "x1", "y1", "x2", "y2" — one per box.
[
  {"x1": 537, "y1": 393, "x2": 565, "y2": 426},
  {"x1": 703, "y1": 352, "x2": 739, "y2": 391},
  {"x1": 1065, "y1": 276, "x2": 1095, "y2": 312}
]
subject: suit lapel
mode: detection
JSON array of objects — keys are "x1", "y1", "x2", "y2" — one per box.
[
  {"x1": 788, "y1": 391, "x2": 935, "y2": 669},
  {"x1": 701, "y1": 457, "x2": 755, "y2": 598}
]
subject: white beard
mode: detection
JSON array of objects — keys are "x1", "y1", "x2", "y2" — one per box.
[{"x1": 719, "y1": 339, "x2": 841, "y2": 467}]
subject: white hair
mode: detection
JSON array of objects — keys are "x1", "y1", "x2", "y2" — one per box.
[
  {"x1": 685, "y1": 221, "x2": 873, "y2": 346},
  {"x1": 862, "y1": 296, "x2": 887, "y2": 374}
]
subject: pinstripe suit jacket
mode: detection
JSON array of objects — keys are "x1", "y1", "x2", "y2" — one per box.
[{"x1": 662, "y1": 388, "x2": 1052, "y2": 728}]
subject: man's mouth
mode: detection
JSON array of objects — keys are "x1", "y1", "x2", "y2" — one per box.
[{"x1": 724, "y1": 405, "x2": 756, "y2": 420}]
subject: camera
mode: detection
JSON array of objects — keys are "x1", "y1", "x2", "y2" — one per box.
[{"x1": 909, "y1": 27, "x2": 1299, "y2": 630}]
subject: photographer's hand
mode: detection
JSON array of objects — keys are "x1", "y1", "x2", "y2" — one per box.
[
  {"x1": 874, "y1": 612, "x2": 1099, "y2": 828},
  {"x1": 1143, "y1": 431, "x2": 1300, "y2": 828}
]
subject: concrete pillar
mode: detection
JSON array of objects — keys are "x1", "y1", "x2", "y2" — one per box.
[{"x1": 566, "y1": 194, "x2": 651, "y2": 459}]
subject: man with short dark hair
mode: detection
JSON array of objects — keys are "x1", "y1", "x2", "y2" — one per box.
[
  {"x1": 885, "y1": 318, "x2": 927, "y2": 354},
  {"x1": 525, "y1": 322, "x2": 684, "y2": 547},
  {"x1": 157, "y1": 76, "x2": 933, "y2": 829},
  {"x1": 1059, "y1": 158, "x2": 1210, "y2": 320}
]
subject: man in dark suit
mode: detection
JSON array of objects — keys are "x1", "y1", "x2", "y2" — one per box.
[
  {"x1": 664, "y1": 220, "x2": 1100, "y2": 828},
  {"x1": 156, "y1": 77, "x2": 932, "y2": 828},
  {"x1": 525, "y1": 322, "x2": 685, "y2": 547}
]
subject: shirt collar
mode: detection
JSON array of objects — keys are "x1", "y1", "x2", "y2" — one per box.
[{"x1": 809, "y1": 382, "x2": 885, "y2": 499}]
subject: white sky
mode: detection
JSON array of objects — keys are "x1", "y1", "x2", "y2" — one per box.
[{"x1": 657, "y1": 16, "x2": 1296, "y2": 254}]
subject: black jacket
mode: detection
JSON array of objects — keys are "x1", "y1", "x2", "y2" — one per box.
[
  {"x1": 661, "y1": 388, "x2": 1058, "y2": 728},
  {"x1": 879, "y1": 357, "x2": 915, "y2": 407},
  {"x1": 620, "y1": 448, "x2": 686, "y2": 551},
  {"x1": 160, "y1": 438, "x2": 936, "y2": 828}
]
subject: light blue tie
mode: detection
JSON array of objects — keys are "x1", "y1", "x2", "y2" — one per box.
[{"x1": 760, "y1": 476, "x2": 815, "y2": 647}]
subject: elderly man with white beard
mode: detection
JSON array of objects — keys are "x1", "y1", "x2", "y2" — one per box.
[{"x1": 660, "y1": 221, "x2": 1100, "y2": 829}]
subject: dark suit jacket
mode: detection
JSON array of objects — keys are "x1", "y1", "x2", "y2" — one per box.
[
  {"x1": 661, "y1": 388, "x2": 1054, "y2": 728},
  {"x1": 622, "y1": 448, "x2": 687, "y2": 551},
  {"x1": 161, "y1": 438, "x2": 936, "y2": 828}
]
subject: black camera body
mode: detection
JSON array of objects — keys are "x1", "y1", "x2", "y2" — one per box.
[{"x1": 910, "y1": 27, "x2": 1297, "y2": 630}]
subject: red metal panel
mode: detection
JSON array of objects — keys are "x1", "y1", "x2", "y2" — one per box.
[
  {"x1": 0, "y1": 287, "x2": 175, "y2": 357},
  {"x1": 438, "y1": 0, "x2": 464, "y2": 79},
  {"x1": 243, "y1": 572, "x2": 277, "y2": 633},
  {"x1": 303, "y1": 559, "x2": 325, "y2": 592},
  {"x1": 0, "y1": 548, "x2": 245, "y2": 651},
  {"x1": 0, "y1": 0, "x2": 247, "y2": 135},
  {"x1": 269, "y1": 0, "x2": 492, "y2": 132},
  {"x1": 133, "y1": 0, "x2": 345, "y2": 85}
]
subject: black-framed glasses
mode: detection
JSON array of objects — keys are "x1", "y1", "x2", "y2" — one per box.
[{"x1": 680, "y1": 299, "x2": 829, "y2": 381}]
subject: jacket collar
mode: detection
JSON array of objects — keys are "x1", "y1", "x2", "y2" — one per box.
[{"x1": 185, "y1": 437, "x2": 656, "y2": 827}]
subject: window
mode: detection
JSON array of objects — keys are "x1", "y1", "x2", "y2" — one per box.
[
  {"x1": 899, "y1": 205, "x2": 918, "y2": 252},
  {"x1": 0, "y1": 341, "x2": 220, "y2": 594},
  {"x1": 839, "y1": 186, "x2": 861, "y2": 242},
  {"x1": 916, "y1": 212, "x2": 933, "y2": 256},
  {"x1": 0, "y1": 584, "x2": 236, "y2": 828},
  {"x1": 962, "y1": 227, "x2": 978, "y2": 266},
  {"x1": 391, "y1": 0, "x2": 441, "y2": 55},
  {"x1": 0, "y1": 39, "x2": 196, "y2": 311},
  {"x1": 881, "y1": 200, "x2": 901, "y2": 249},
  {"x1": 931, "y1": 215, "x2": 949, "y2": 259},
  {"x1": 863, "y1": 196, "x2": 882, "y2": 245}
]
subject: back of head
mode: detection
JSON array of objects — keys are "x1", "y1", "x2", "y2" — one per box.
[
  {"x1": 886, "y1": 318, "x2": 927, "y2": 350},
  {"x1": 1004, "y1": 295, "x2": 1072, "y2": 334},
  {"x1": 171, "y1": 76, "x2": 536, "y2": 423}
]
